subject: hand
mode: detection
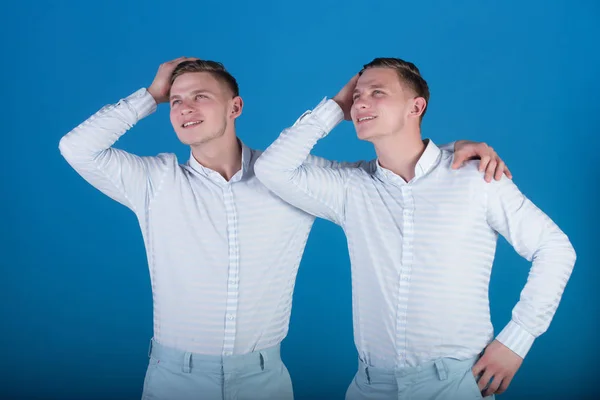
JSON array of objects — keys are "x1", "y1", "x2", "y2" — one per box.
[
  {"x1": 472, "y1": 340, "x2": 523, "y2": 397},
  {"x1": 147, "y1": 56, "x2": 199, "y2": 104},
  {"x1": 452, "y1": 140, "x2": 512, "y2": 182},
  {"x1": 333, "y1": 74, "x2": 359, "y2": 120}
]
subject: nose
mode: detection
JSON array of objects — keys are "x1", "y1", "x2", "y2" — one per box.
[
  {"x1": 352, "y1": 95, "x2": 369, "y2": 111},
  {"x1": 180, "y1": 100, "x2": 195, "y2": 115}
]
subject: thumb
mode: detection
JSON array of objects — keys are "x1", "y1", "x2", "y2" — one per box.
[
  {"x1": 451, "y1": 154, "x2": 465, "y2": 169},
  {"x1": 451, "y1": 148, "x2": 477, "y2": 169}
]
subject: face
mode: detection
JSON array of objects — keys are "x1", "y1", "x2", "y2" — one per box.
[
  {"x1": 350, "y1": 67, "x2": 421, "y2": 142},
  {"x1": 169, "y1": 72, "x2": 240, "y2": 146}
]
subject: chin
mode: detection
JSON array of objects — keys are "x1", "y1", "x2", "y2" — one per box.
[
  {"x1": 176, "y1": 135, "x2": 205, "y2": 146},
  {"x1": 355, "y1": 127, "x2": 374, "y2": 141},
  {"x1": 357, "y1": 128, "x2": 390, "y2": 144},
  {"x1": 176, "y1": 130, "x2": 213, "y2": 145}
]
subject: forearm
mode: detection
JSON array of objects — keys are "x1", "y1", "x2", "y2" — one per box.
[
  {"x1": 488, "y1": 179, "x2": 576, "y2": 358},
  {"x1": 496, "y1": 226, "x2": 576, "y2": 357},
  {"x1": 256, "y1": 98, "x2": 341, "y2": 179},
  {"x1": 254, "y1": 98, "x2": 350, "y2": 223},
  {"x1": 58, "y1": 88, "x2": 165, "y2": 211},
  {"x1": 59, "y1": 88, "x2": 156, "y2": 164}
]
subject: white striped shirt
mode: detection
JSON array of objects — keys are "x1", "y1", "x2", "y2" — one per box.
[
  {"x1": 254, "y1": 98, "x2": 576, "y2": 369},
  {"x1": 59, "y1": 88, "x2": 366, "y2": 356}
]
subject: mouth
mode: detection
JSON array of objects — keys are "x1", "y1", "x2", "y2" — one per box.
[
  {"x1": 356, "y1": 116, "x2": 377, "y2": 124},
  {"x1": 182, "y1": 120, "x2": 203, "y2": 128}
]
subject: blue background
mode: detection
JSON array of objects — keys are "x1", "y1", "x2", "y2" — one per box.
[{"x1": 2, "y1": 0, "x2": 598, "y2": 399}]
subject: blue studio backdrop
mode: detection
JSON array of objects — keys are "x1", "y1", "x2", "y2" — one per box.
[{"x1": 1, "y1": 0, "x2": 598, "y2": 399}]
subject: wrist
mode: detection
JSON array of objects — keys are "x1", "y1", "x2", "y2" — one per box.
[
  {"x1": 147, "y1": 86, "x2": 164, "y2": 104},
  {"x1": 332, "y1": 96, "x2": 345, "y2": 109}
]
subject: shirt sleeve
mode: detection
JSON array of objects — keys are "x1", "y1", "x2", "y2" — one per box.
[
  {"x1": 254, "y1": 98, "x2": 356, "y2": 225},
  {"x1": 486, "y1": 177, "x2": 576, "y2": 358},
  {"x1": 59, "y1": 88, "x2": 176, "y2": 215}
]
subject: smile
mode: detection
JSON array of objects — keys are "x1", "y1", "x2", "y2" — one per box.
[
  {"x1": 182, "y1": 121, "x2": 203, "y2": 128},
  {"x1": 357, "y1": 116, "x2": 377, "y2": 123}
]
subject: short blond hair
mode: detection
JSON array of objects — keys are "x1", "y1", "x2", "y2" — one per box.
[{"x1": 170, "y1": 60, "x2": 239, "y2": 97}]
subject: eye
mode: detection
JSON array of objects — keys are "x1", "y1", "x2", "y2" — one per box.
[
  {"x1": 195, "y1": 94, "x2": 208, "y2": 100},
  {"x1": 373, "y1": 89, "x2": 384, "y2": 96},
  {"x1": 171, "y1": 99, "x2": 181, "y2": 106}
]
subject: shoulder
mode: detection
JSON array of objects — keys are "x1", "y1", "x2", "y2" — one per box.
[
  {"x1": 433, "y1": 150, "x2": 491, "y2": 192},
  {"x1": 438, "y1": 150, "x2": 485, "y2": 178},
  {"x1": 436, "y1": 151, "x2": 520, "y2": 195},
  {"x1": 138, "y1": 152, "x2": 186, "y2": 175}
]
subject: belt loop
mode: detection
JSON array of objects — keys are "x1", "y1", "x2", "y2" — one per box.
[
  {"x1": 147, "y1": 339, "x2": 154, "y2": 358},
  {"x1": 365, "y1": 366, "x2": 371, "y2": 384},
  {"x1": 259, "y1": 353, "x2": 265, "y2": 371},
  {"x1": 182, "y1": 352, "x2": 192, "y2": 373},
  {"x1": 434, "y1": 359, "x2": 448, "y2": 381}
]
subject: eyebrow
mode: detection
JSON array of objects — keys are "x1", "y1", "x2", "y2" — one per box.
[
  {"x1": 353, "y1": 84, "x2": 386, "y2": 94},
  {"x1": 169, "y1": 89, "x2": 214, "y2": 101}
]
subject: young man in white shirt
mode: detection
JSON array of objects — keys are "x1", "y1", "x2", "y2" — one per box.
[
  {"x1": 59, "y1": 57, "x2": 511, "y2": 400},
  {"x1": 254, "y1": 58, "x2": 576, "y2": 399}
]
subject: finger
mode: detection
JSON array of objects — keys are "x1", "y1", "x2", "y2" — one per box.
[
  {"x1": 495, "y1": 375, "x2": 513, "y2": 395},
  {"x1": 452, "y1": 154, "x2": 468, "y2": 169},
  {"x1": 478, "y1": 368, "x2": 494, "y2": 392},
  {"x1": 494, "y1": 160, "x2": 505, "y2": 181},
  {"x1": 175, "y1": 57, "x2": 196, "y2": 64},
  {"x1": 167, "y1": 57, "x2": 198, "y2": 70},
  {"x1": 471, "y1": 360, "x2": 485, "y2": 378},
  {"x1": 483, "y1": 375, "x2": 502, "y2": 397},
  {"x1": 168, "y1": 56, "x2": 188, "y2": 64},
  {"x1": 504, "y1": 165, "x2": 513, "y2": 180},
  {"x1": 478, "y1": 155, "x2": 491, "y2": 173},
  {"x1": 485, "y1": 159, "x2": 497, "y2": 182},
  {"x1": 451, "y1": 160, "x2": 462, "y2": 170}
]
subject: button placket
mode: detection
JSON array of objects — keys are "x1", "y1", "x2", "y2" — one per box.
[
  {"x1": 396, "y1": 185, "x2": 414, "y2": 366},
  {"x1": 222, "y1": 184, "x2": 240, "y2": 356}
]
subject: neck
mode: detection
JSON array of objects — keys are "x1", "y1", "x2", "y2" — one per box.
[
  {"x1": 191, "y1": 131, "x2": 242, "y2": 181},
  {"x1": 372, "y1": 126, "x2": 425, "y2": 182}
]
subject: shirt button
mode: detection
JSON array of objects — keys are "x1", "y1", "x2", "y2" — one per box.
[{"x1": 227, "y1": 314, "x2": 235, "y2": 321}]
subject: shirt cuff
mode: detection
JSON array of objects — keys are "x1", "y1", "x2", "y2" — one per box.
[
  {"x1": 123, "y1": 88, "x2": 158, "y2": 121},
  {"x1": 313, "y1": 98, "x2": 344, "y2": 133},
  {"x1": 296, "y1": 97, "x2": 344, "y2": 137},
  {"x1": 495, "y1": 320, "x2": 536, "y2": 359}
]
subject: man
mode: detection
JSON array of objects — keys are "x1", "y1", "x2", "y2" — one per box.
[
  {"x1": 254, "y1": 57, "x2": 576, "y2": 399},
  {"x1": 59, "y1": 57, "x2": 510, "y2": 400}
]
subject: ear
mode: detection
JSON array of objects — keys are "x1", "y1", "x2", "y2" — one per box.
[
  {"x1": 410, "y1": 97, "x2": 427, "y2": 118},
  {"x1": 230, "y1": 96, "x2": 243, "y2": 119}
]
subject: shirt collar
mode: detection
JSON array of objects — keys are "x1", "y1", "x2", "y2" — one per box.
[
  {"x1": 374, "y1": 139, "x2": 441, "y2": 185},
  {"x1": 187, "y1": 139, "x2": 252, "y2": 184}
]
